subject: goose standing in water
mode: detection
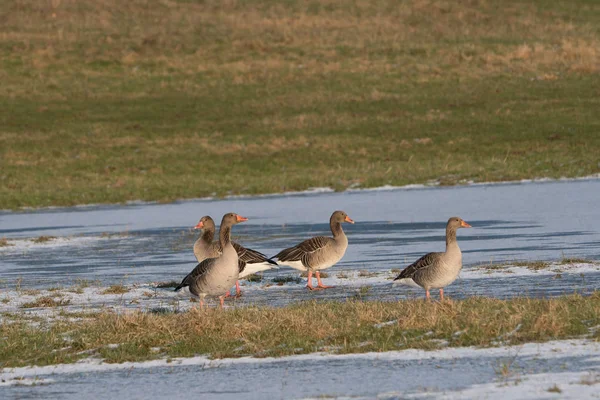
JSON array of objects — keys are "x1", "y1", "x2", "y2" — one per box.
[
  {"x1": 394, "y1": 217, "x2": 471, "y2": 301},
  {"x1": 192, "y1": 215, "x2": 278, "y2": 296},
  {"x1": 272, "y1": 210, "x2": 354, "y2": 290},
  {"x1": 174, "y1": 213, "x2": 247, "y2": 307}
]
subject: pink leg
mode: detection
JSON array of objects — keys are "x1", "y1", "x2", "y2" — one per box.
[
  {"x1": 316, "y1": 271, "x2": 334, "y2": 289},
  {"x1": 199, "y1": 299, "x2": 205, "y2": 309},
  {"x1": 439, "y1": 288, "x2": 444, "y2": 302},
  {"x1": 306, "y1": 270, "x2": 315, "y2": 290},
  {"x1": 219, "y1": 296, "x2": 225, "y2": 308},
  {"x1": 425, "y1": 290, "x2": 431, "y2": 301},
  {"x1": 235, "y1": 281, "x2": 242, "y2": 297}
]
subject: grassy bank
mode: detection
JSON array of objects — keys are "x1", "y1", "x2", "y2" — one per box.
[
  {"x1": 2, "y1": 0, "x2": 600, "y2": 209},
  {"x1": 1, "y1": 293, "x2": 599, "y2": 368}
]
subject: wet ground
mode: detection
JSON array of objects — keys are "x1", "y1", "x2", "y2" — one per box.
[
  {"x1": 1, "y1": 178, "x2": 599, "y2": 291},
  {"x1": 2, "y1": 340, "x2": 599, "y2": 399}
]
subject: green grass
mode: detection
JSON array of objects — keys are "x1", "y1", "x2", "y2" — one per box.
[
  {"x1": 1, "y1": 0, "x2": 600, "y2": 209},
  {"x1": 1, "y1": 293, "x2": 598, "y2": 368}
]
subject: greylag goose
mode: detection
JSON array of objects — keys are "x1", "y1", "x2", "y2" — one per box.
[
  {"x1": 394, "y1": 217, "x2": 471, "y2": 301},
  {"x1": 174, "y1": 213, "x2": 247, "y2": 307},
  {"x1": 192, "y1": 215, "x2": 278, "y2": 296},
  {"x1": 272, "y1": 210, "x2": 354, "y2": 290}
]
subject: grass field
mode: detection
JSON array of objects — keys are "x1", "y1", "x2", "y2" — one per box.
[
  {"x1": 1, "y1": 293, "x2": 599, "y2": 367},
  {"x1": 2, "y1": 0, "x2": 600, "y2": 209}
]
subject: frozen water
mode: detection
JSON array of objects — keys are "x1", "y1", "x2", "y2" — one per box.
[
  {"x1": 1, "y1": 178, "x2": 599, "y2": 290},
  {"x1": 1, "y1": 340, "x2": 599, "y2": 399}
]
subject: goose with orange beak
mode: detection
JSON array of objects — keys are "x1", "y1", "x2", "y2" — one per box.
[
  {"x1": 394, "y1": 217, "x2": 472, "y2": 301},
  {"x1": 175, "y1": 213, "x2": 247, "y2": 308},
  {"x1": 191, "y1": 215, "x2": 278, "y2": 297},
  {"x1": 272, "y1": 210, "x2": 354, "y2": 290}
]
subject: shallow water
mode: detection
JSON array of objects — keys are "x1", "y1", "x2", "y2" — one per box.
[
  {"x1": 2, "y1": 341, "x2": 599, "y2": 400},
  {"x1": 1, "y1": 179, "x2": 599, "y2": 289}
]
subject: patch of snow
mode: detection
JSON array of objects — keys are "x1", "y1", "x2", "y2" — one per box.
[
  {"x1": 0, "y1": 236, "x2": 104, "y2": 253},
  {"x1": 404, "y1": 371, "x2": 600, "y2": 400},
  {"x1": 2, "y1": 340, "x2": 598, "y2": 381},
  {"x1": 0, "y1": 377, "x2": 54, "y2": 387},
  {"x1": 463, "y1": 262, "x2": 600, "y2": 279},
  {"x1": 374, "y1": 320, "x2": 397, "y2": 329}
]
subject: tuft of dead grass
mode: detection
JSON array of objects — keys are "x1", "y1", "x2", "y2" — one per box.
[
  {"x1": 102, "y1": 285, "x2": 130, "y2": 295},
  {"x1": 21, "y1": 296, "x2": 71, "y2": 308},
  {"x1": 300, "y1": 271, "x2": 329, "y2": 278},
  {"x1": 513, "y1": 261, "x2": 551, "y2": 270},
  {"x1": 547, "y1": 384, "x2": 562, "y2": 393},
  {"x1": 32, "y1": 236, "x2": 57, "y2": 244},
  {"x1": 579, "y1": 372, "x2": 600, "y2": 386},
  {"x1": 243, "y1": 274, "x2": 263, "y2": 283},
  {"x1": 560, "y1": 257, "x2": 595, "y2": 265},
  {"x1": 358, "y1": 270, "x2": 378, "y2": 278},
  {"x1": 0, "y1": 238, "x2": 12, "y2": 247}
]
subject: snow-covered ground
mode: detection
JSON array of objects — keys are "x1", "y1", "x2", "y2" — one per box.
[{"x1": 1, "y1": 261, "x2": 598, "y2": 317}]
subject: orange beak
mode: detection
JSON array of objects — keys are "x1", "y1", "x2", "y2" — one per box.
[
  {"x1": 344, "y1": 216, "x2": 355, "y2": 224},
  {"x1": 194, "y1": 221, "x2": 204, "y2": 229},
  {"x1": 460, "y1": 220, "x2": 472, "y2": 228},
  {"x1": 236, "y1": 215, "x2": 248, "y2": 222}
]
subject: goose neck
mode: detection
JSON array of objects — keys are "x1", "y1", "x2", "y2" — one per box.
[{"x1": 219, "y1": 225, "x2": 232, "y2": 248}]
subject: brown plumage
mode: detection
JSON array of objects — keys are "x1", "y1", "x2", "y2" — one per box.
[{"x1": 273, "y1": 210, "x2": 354, "y2": 290}]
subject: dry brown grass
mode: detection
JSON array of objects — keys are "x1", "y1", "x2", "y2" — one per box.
[
  {"x1": 32, "y1": 235, "x2": 56, "y2": 243},
  {"x1": 513, "y1": 261, "x2": 551, "y2": 270},
  {"x1": 300, "y1": 271, "x2": 329, "y2": 278},
  {"x1": 2, "y1": 293, "x2": 599, "y2": 367},
  {"x1": 102, "y1": 284, "x2": 130, "y2": 295},
  {"x1": 21, "y1": 296, "x2": 71, "y2": 308},
  {"x1": 358, "y1": 270, "x2": 378, "y2": 278}
]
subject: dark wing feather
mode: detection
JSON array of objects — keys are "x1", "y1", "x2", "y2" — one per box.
[
  {"x1": 232, "y1": 242, "x2": 277, "y2": 265},
  {"x1": 274, "y1": 236, "x2": 333, "y2": 266},
  {"x1": 298, "y1": 236, "x2": 332, "y2": 253},
  {"x1": 394, "y1": 252, "x2": 441, "y2": 280},
  {"x1": 231, "y1": 242, "x2": 278, "y2": 274},
  {"x1": 174, "y1": 259, "x2": 212, "y2": 291}
]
